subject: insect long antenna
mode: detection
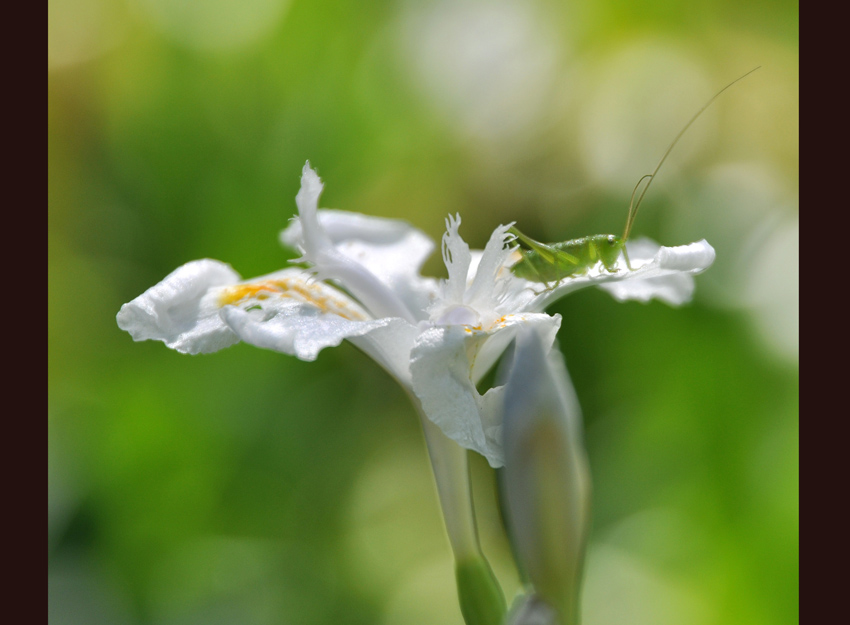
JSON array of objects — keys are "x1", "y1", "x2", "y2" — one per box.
[
  {"x1": 621, "y1": 66, "x2": 761, "y2": 242},
  {"x1": 624, "y1": 173, "x2": 653, "y2": 239}
]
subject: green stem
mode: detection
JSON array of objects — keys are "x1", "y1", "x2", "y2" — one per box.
[{"x1": 410, "y1": 393, "x2": 506, "y2": 625}]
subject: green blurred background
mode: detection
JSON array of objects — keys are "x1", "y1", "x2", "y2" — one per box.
[{"x1": 48, "y1": 0, "x2": 798, "y2": 623}]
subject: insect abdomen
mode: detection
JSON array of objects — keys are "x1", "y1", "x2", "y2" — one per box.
[
  {"x1": 559, "y1": 235, "x2": 624, "y2": 273},
  {"x1": 511, "y1": 249, "x2": 578, "y2": 282}
]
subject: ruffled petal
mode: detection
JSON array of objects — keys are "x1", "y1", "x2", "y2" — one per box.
[
  {"x1": 292, "y1": 162, "x2": 332, "y2": 257},
  {"x1": 215, "y1": 266, "x2": 418, "y2": 381},
  {"x1": 222, "y1": 304, "x2": 410, "y2": 365},
  {"x1": 116, "y1": 259, "x2": 242, "y2": 355},
  {"x1": 215, "y1": 267, "x2": 371, "y2": 322},
  {"x1": 429, "y1": 217, "x2": 514, "y2": 328},
  {"x1": 282, "y1": 163, "x2": 418, "y2": 322},
  {"x1": 410, "y1": 313, "x2": 561, "y2": 468},
  {"x1": 281, "y1": 208, "x2": 437, "y2": 318},
  {"x1": 439, "y1": 214, "x2": 473, "y2": 305},
  {"x1": 464, "y1": 223, "x2": 514, "y2": 317},
  {"x1": 281, "y1": 208, "x2": 434, "y2": 281}
]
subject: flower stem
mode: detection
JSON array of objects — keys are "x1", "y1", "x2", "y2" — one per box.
[{"x1": 412, "y1": 394, "x2": 506, "y2": 625}]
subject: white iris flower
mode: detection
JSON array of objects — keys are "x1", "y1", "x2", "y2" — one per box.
[
  {"x1": 118, "y1": 162, "x2": 714, "y2": 620},
  {"x1": 118, "y1": 162, "x2": 715, "y2": 469}
]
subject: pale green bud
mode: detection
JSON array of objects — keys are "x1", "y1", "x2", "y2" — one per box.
[{"x1": 500, "y1": 328, "x2": 591, "y2": 625}]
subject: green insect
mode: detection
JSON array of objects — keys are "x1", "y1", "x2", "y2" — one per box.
[{"x1": 509, "y1": 67, "x2": 760, "y2": 288}]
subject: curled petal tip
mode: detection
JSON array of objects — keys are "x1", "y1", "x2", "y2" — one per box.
[
  {"x1": 698, "y1": 239, "x2": 717, "y2": 268},
  {"x1": 655, "y1": 239, "x2": 716, "y2": 272}
]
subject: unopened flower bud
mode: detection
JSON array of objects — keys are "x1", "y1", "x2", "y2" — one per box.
[{"x1": 500, "y1": 328, "x2": 591, "y2": 625}]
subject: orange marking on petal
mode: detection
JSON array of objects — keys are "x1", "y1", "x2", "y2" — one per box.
[{"x1": 218, "y1": 278, "x2": 367, "y2": 321}]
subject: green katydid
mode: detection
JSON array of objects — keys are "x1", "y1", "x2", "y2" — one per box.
[{"x1": 509, "y1": 67, "x2": 760, "y2": 288}]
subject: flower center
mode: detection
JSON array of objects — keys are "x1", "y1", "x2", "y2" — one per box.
[{"x1": 435, "y1": 304, "x2": 480, "y2": 327}]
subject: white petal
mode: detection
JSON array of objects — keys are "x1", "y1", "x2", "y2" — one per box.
[
  {"x1": 523, "y1": 238, "x2": 716, "y2": 310},
  {"x1": 597, "y1": 271, "x2": 695, "y2": 305},
  {"x1": 410, "y1": 313, "x2": 561, "y2": 468},
  {"x1": 215, "y1": 267, "x2": 371, "y2": 322},
  {"x1": 347, "y1": 321, "x2": 422, "y2": 386},
  {"x1": 652, "y1": 238, "x2": 716, "y2": 271},
  {"x1": 284, "y1": 163, "x2": 418, "y2": 322},
  {"x1": 429, "y1": 214, "x2": 502, "y2": 325},
  {"x1": 216, "y1": 267, "x2": 418, "y2": 381},
  {"x1": 597, "y1": 239, "x2": 715, "y2": 305},
  {"x1": 411, "y1": 325, "x2": 499, "y2": 464},
  {"x1": 281, "y1": 208, "x2": 434, "y2": 276},
  {"x1": 116, "y1": 259, "x2": 242, "y2": 354},
  {"x1": 222, "y1": 303, "x2": 412, "y2": 367},
  {"x1": 293, "y1": 161, "x2": 332, "y2": 258},
  {"x1": 281, "y1": 208, "x2": 437, "y2": 318},
  {"x1": 464, "y1": 223, "x2": 514, "y2": 317},
  {"x1": 439, "y1": 213, "x2": 473, "y2": 305}
]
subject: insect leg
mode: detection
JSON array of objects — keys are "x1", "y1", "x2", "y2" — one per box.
[
  {"x1": 528, "y1": 258, "x2": 555, "y2": 292},
  {"x1": 519, "y1": 259, "x2": 559, "y2": 294},
  {"x1": 508, "y1": 227, "x2": 580, "y2": 264},
  {"x1": 597, "y1": 240, "x2": 619, "y2": 274},
  {"x1": 548, "y1": 248, "x2": 584, "y2": 286},
  {"x1": 621, "y1": 244, "x2": 633, "y2": 271}
]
